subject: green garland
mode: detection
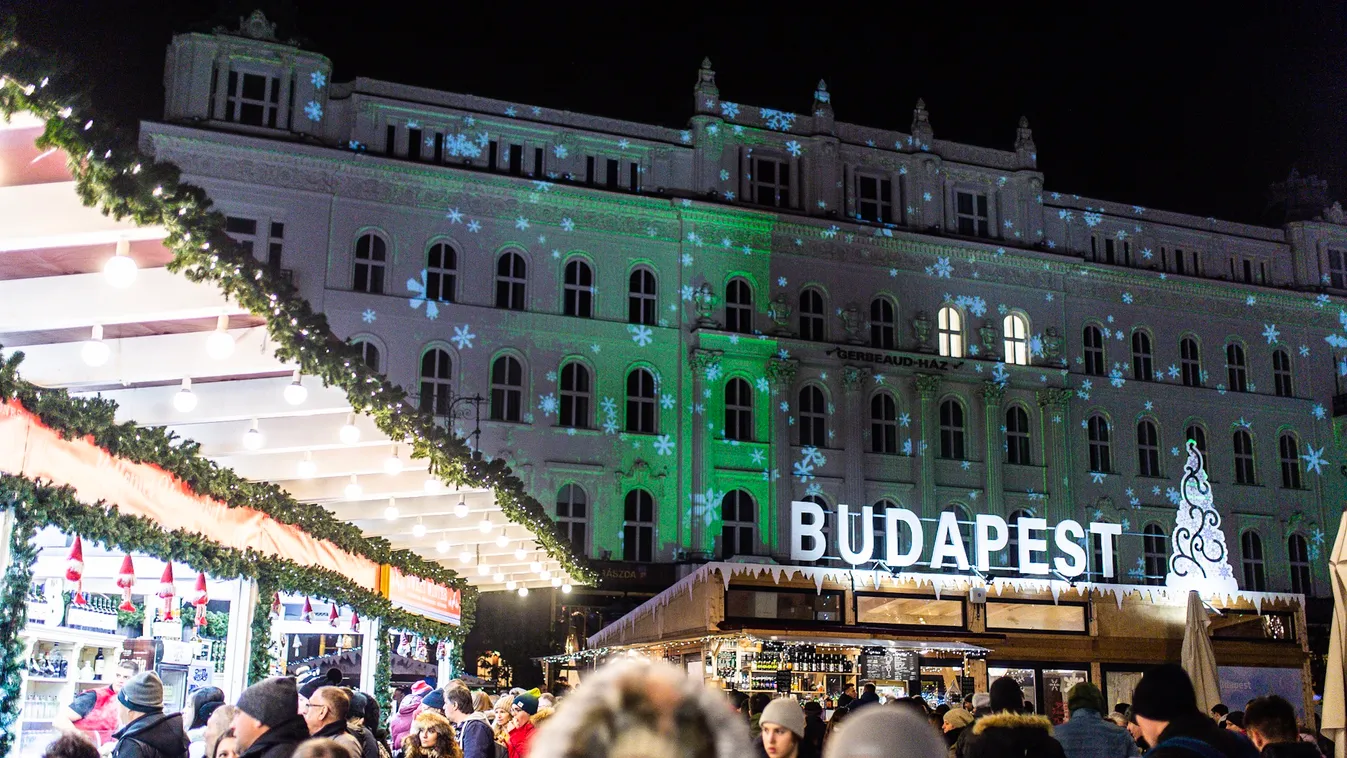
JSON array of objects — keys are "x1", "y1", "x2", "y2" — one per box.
[
  {"x1": 0, "y1": 29, "x2": 593, "y2": 588},
  {"x1": 250, "y1": 571, "x2": 280, "y2": 685},
  {"x1": 374, "y1": 630, "x2": 392, "y2": 730},
  {"x1": 0, "y1": 509, "x2": 37, "y2": 758}
]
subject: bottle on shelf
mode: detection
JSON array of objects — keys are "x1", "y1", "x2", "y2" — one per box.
[{"x1": 92, "y1": 648, "x2": 106, "y2": 678}]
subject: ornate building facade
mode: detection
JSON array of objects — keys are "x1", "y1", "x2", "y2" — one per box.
[{"x1": 142, "y1": 15, "x2": 1347, "y2": 603}]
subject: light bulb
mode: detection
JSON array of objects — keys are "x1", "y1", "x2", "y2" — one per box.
[
  {"x1": 459, "y1": 551, "x2": 473, "y2": 565},
  {"x1": 383, "y1": 448, "x2": 403, "y2": 475},
  {"x1": 436, "y1": 538, "x2": 450, "y2": 554},
  {"x1": 82, "y1": 325, "x2": 110, "y2": 367},
  {"x1": 103, "y1": 239, "x2": 137, "y2": 288},
  {"x1": 477, "y1": 563, "x2": 490, "y2": 576},
  {"x1": 384, "y1": 499, "x2": 399, "y2": 521},
  {"x1": 242, "y1": 420, "x2": 263, "y2": 451},
  {"x1": 495, "y1": 532, "x2": 509, "y2": 547},
  {"x1": 173, "y1": 377, "x2": 198, "y2": 412},
  {"x1": 284, "y1": 370, "x2": 308, "y2": 405},
  {"x1": 529, "y1": 560, "x2": 543, "y2": 574},
  {"x1": 412, "y1": 522, "x2": 426, "y2": 538},
  {"x1": 561, "y1": 582, "x2": 572, "y2": 594},
  {"x1": 506, "y1": 579, "x2": 517, "y2": 591},
  {"x1": 478, "y1": 518, "x2": 493, "y2": 534},
  {"x1": 424, "y1": 478, "x2": 443, "y2": 494},
  {"x1": 517, "y1": 586, "x2": 529, "y2": 598},
  {"x1": 454, "y1": 498, "x2": 469, "y2": 519},
  {"x1": 493, "y1": 571, "x2": 504, "y2": 582},
  {"x1": 540, "y1": 569, "x2": 551, "y2": 581},
  {"x1": 514, "y1": 546, "x2": 526, "y2": 561},
  {"x1": 344, "y1": 475, "x2": 362, "y2": 499},
  {"x1": 551, "y1": 577, "x2": 562, "y2": 588},
  {"x1": 296, "y1": 452, "x2": 317, "y2": 479},
  {"x1": 205, "y1": 315, "x2": 235, "y2": 360},
  {"x1": 339, "y1": 413, "x2": 361, "y2": 445}
]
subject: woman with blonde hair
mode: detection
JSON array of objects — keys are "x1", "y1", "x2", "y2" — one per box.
[
  {"x1": 203, "y1": 705, "x2": 239, "y2": 758},
  {"x1": 471, "y1": 691, "x2": 493, "y2": 714},
  {"x1": 291, "y1": 738, "x2": 350, "y2": 758}
]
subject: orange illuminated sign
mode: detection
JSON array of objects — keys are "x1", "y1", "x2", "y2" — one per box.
[{"x1": 383, "y1": 566, "x2": 461, "y2": 626}]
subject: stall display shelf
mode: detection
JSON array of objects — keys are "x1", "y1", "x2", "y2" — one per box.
[
  {"x1": 15, "y1": 623, "x2": 127, "y2": 758},
  {"x1": 22, "y1": 677, "x2": 68, "y2": 683}
]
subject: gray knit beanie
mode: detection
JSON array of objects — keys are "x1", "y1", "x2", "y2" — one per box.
[
  {"x1": 237, "y1": 676, "x2": 299, "y2": 727},
  {"x1": 117, "y1": 672, "x2": 165, "y2": 713}
]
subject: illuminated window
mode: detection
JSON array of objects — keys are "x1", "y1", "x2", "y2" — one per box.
[
  {"x1": 1273, "y1": 349, "x2": 1294, "y2": 398},
  {"x1": 353, "y1": 233, "x2": 387, "y2": 294},
  {"x1": 1003, "y1": 313, "x2": 1029, "y2": 365},
  {"x1": 1005, "y1": 406, "x2": 1030, "y2": 465},
  {"x1": 1137, "y1": 419, "x2": 1161, "y2": 477},
  {"x1": 419, "y1": 348, "x2": 452, "y2": 417},
  {"x1": 1083, "y1": 326, "x2": 1105, "y2": 376},
  {"x1": 870, "y1": 393, "x2": 898, "y2": 454},
  {"x1": 1131, "y1": 330, "x2": 1154, "y2": 381},
  {"x1": 489, "y1": 356, "x2": 523, "y2": 422},
  {"x1": 625, "y1": 368, "x2": 657, "y2": 434},
  {"x1": 556, "y1": 484, "x2": 587, "y2": 554},
  {"x1": 628, "y1": 268, "x2": 657, "y2": 326},
  {"x1": 623, "y1": 489, "x2": 654, "y2": 562},
  {"x1": 563, "y1": 259, "x2": 594, "y2": 318},
  {"x1": 937, "y1": 306, "x2": 964, "y2": 357},
  {"x1": 724, "y1": 378, "x2": 754, "y2": 441},
  {"x1": 353, "y1": 339, "x2": 381, "y2": 373},
  {"x1": 426, "y1": 243, "x2": 457, "y2": 302},
  {"x1": 1226, "y1": 343, "x2": 1248, "y2": 392},
  {"x1": 224, "y1": 70, "x2": 279, "y2": 127},
  {"x1": 1180, "y1": 337, "x2": 1202, "y2": 387},
  {"x1": 1087, "y1": 415, "x2": 1111, "y2": 473},
  {"x1": 721, "y1": 490, "x2": 756, "y2": 559},
  {"x1": 799, "y1": 385, "x2": 827, "y2": 447},
  {"x1": 559, "y1": 363, "x2": 592, "y2": 429},
  {"x1": 939, "y1": 399, "x2": 965, "y2": 460},
  {"x1": 856, "y1": 174, "x2": 892, "y2": 223},
  {"x1": 1233, "y1": 430, "x2": 1256, "y2": 484},
  {"x1": 1143, "y1": 523, "x2": 1167, "y2": 586},
  {"x1": 725, "y1": 278, "x2": 754, "y2": 334},
  {"x1": 495, "y1": 252, "x2": 527, "y2": 310},
  {"x1": 1289, "y1": 534, "x2": 1312, "y2": 595},
  {"x1": 954, "y1": 190, "x2": 990, "y2": 237},
  {"x1": 799, "y1": 288, "x2": 826, "y2": 341},
  {"x1": 1241, "y1": 531, "x2": 1266, "y2": 591},
  {"x1": 870, "y1": 297, "x2": 897, "y2": 350},
  {"x1": 1279, "y1": 433, "x2": 1302, "y2": 489},
  {"x1": 751, "y1": 156, "x2": 791, "y2": 207}
]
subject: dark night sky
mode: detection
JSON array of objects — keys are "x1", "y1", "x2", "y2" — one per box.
[{"x1": 9, "y1": 1, "x2": 1346, "y2": 225}]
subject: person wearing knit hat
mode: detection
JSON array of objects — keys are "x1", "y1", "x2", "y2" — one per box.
[
  {"x1": 110, "y1": 672, "x2": 190, "y2": 758},
  {"x1": 1129, "y1": 664, "x2": 1258, "y2": 758},
  {"x1": 506, "y1": 694, "x2": 539, "y2": 758},
  {"x1": 823, "y1": 703, "x2": 947, "y2": 758},
  {"x1": 419, "y1": 689, "x2": 446, "y2": 715},
  {"x1": 941, "y1": 706, "x2": 974, "y2": 748},
  {"x1": 759, "y1": 698, "x2": 807, "y2": 758},
  {"x1": 231, "y1": 676, "x2": 311, "y2": 758},
  {"x1": 1052, "y1": 681, "x2": 1138, "y2": 758}
]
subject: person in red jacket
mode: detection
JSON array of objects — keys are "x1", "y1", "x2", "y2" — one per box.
[
  {"x1": 505, "y1": 695, "x2": 538, "y2": 758},
  {"x1": 54, "y1": 660, "x2": 141, "y2": 748}
]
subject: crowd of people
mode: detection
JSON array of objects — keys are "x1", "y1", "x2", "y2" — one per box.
[{"x1": 38, "y1": 657, "x2": 1334, "y2": 758}]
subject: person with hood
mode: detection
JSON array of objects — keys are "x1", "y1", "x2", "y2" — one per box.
[
  {"x1": 1052, "y1": 682, "x2": 1138, "y2": 758},
  {"x1": 110, "y1": 672, "x2": 190, "y2": 758},
  {"x1": 231, "y1": 676, "x2": 311, "y2": 758},
  {"x1": 527, "y1": 659, "x2": 749, "y2": 758},
  {"x1": 943, "y1": 708, "x2": 974, "y2": 750},
  {"x1": 1129, "y1": 664, "x2": 1257, "y2": 758},
  {"x1": 1241, "y1": 696, "x2": 1321, "y2": 757},
  {"x1": 802, "y1": 702, "x2": 826, "y2": 758},
  {"x1": 185, "y1": 689, "x2": 226, "y2": 758},
  {"x1": 959, "y1": 676, "x2": 1066, "y2": 758},
  {"x1": 443, "y1": 687, "x2": 493, "y2": 758},
  {"x1": 821, "y1": 702, "x2": 947, "y2": 758},
  {"x1": 389, "y1": 689, "x2": 424, "y2": 751},
  {"x1": 302, "y1": 687, "x2": 363, "y2": 758},
  {"x1": 504, "y1": 694, "x2": 538, "y2": 758},
  {"x1": 402, "y1": 712, "x2": 461, "y2": 758}
]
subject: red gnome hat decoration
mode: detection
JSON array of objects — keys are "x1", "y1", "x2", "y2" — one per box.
[
  {"x1": 157, "y1": 564, "x2": 176, "y2": 621},
  {"x1": 301, "y1": 597, "x2": 314, "y2": 624},
  {"x1": 328, "y1": 602, "x2": 339, "y2": 627},
  {"x1": 350, "y1": 611, "x2": 361, "y2": 634},
  {"x1": 116, "y1": 555, "x2": 136, "y2": 613},
  {"x1": 66, "y1": 536, "x2": 87, "y2": 606},
  {"x1": 191, "y1": 572, "x2": 209, "y2": 628},
  {"x1": 270, "y1": 592, "x2": 282, "y2": 618}
]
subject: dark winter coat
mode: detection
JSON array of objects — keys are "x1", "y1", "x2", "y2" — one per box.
[
  {"x1": 1143, "y1": 714, "x2": 1259, "y2": 758},
  {"x1": 1259, "y1": 741, "x2": 1325, "y2": 758},
  {"x1": 456, "y1": 713, "x2": 497, "y2": 758},
  {"x1": 112, "y1": 712, "x2": 190, "y2": 758},
  {"x1": 960, "y1": 712, "x2": 1067, "y2": 758},
  {"x1": 238, "y1": 715, "x2": 312, "y2": 758}
]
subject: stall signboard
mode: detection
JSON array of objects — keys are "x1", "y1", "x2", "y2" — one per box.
[
  {"x1": 860, "y1": 649, "x2": 918, "y2": 681},
  {"x1": 384, "y1": 567, "x2": 461, "y2": 626}
]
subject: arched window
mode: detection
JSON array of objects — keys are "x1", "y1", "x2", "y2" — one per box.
[
  {"x1": 1289, "y1": 534, "x2": 1312, "y2": 595},
  {"x1": 1180, "y1": 337, "x2": 1202, "y2": 387},
  {"x1": 1083, "y1": 325, "x2": 1105, "y2": 376},
  {"x1": 1087, "y1": 415, "x2": 1111, "y2": 473},
  {"x1": 1006, "y1": 509, "x2": 1029, "y2": 570},
  {"x1": 556, "y1": 484, "x2": 587, "y2": 553},
  {"x1": 939, "y1": 399, "x2": 966, "y2": 460},
  {"x1": 1090, "y1": 520, "x2": 1119, "y2": 581},
  {"x1": 724, "y1": 378, "x2": 754, "y2": 441},
  {"x1": 1273, "y1": 349, "x2": 1294, "y2": 397},
  {"x1": 937, "y1": 306, "x2": 964, "y2": 358},
  {"x1": 1241, "y1": 531, "x2": 1266, "y2": 591},
  {"x1": 419, "y1": 348, "x2": 452, "y2": 416},
  {"x1": 559, "y1": 362, "x2": 592, "y2": 429},
  {"x1": 489, "y1": 355, "x2": 523, "y2": 422},
  {"x1": 799, "y1": 288, "x2": 825, "y2": 341},
  {"x1": 626, "y1": 368, "x2": 657, "y2": 434},
  {"x1": 1003, "y1": 313, "x2": 1029, "y2": 366},
  {"x1": 870, "y1": 297, "x2": 897, "y2": 350},
  {"x1": 1143, "y1": 523, "x2": 1167, "y2": 586},
  {"x1": 721, "y1": 490, "x2": 756, "y2": 558},
  {"x1": 870, "y1": 393, "x2": 898, "y2": 454},
  {"x1": 1226, "y1": 342, "x2": 1248, "y2": 392},
  {"x1": 799, "y1": 385, "x2": 827, "y2": 447},
  {"x1": 628, "y1": 267, "x2": 657, "y2": 326},
  {"x1": 623, "y1": 489, "x2": 655, "y2": 562},
  {"x1": 1185, "y1": 423, "x2": 1209, "y2": 458},
  {"x1": 1005, "y1": 405, "x2": 1031, "y2": 465},
  {"x1": 353, "y1": 232, "x2": 387, "y2": 294},
  {"x1": 426, "y1": 242, "x2": 457, "y2": 302},
  {"x1": 725, "y1": 278, "x2": 753, "y2": 334},
  {"x1": 563, "y1": 259, "x2": 595, "y2": 318},
  {"x1": 1279, "y1": 433, "x2": 1302, "y2": 489},
  {"x1": 495, "y1": 252, "x2": 527, "y2": 310},
  {"x1": 1131, "y1": 330, "x2": 1154, "y2": 381},
  {"x1": 1137, "y1": 419, "x2": 1161, "y2": 477},
  {"x1": 353, "y1": 339, "x2": 381, "y2": 372},
  {"x1": 1233, "y1": 429, "x2": 1256, "y2": 484}
]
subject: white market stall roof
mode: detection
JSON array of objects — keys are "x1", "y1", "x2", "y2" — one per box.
[{"x1": 0, "y1": 111, "x2": 569, "y2": 593}]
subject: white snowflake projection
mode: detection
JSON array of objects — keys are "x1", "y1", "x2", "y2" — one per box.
[
  {"x1": 629, "y1": 325, "x2": 654, "y2": 346},
  {"x1": 680, "y1": 285, "x2": 695, "y2": 302},
  {"x1": 1141, "y1": 248, "x2": 1154, "y2": 260},
  {"x1": 954, "y1": 295, "x2": 987, "y2": 318},
  {"x1": 923, "y1": 191, "x2": 933, "y2": 202},
  {"x1": 1300, "y1": 345, "x2": 1310, "y2": 357},
  {"x1": 552, "y1": 144, "x2": 569, "y2": 159},
  {"x1": 889, "y1": 268, "x2": 898, "y2": 278},
  {"x1": 960, "y1": 460, "x2": 972, "y2": 471},
  {"x1": 660, "y1": 393, "x2": 675, "y2": 409},
  {"x1": 1312, "y1": 404, "x2": 1327, "y2": 420},
  {"x1": 1166, "y1": 364, "x2": 1180, "y2": 379},
  {"x1": 504, "y1": 106, "x2": 517, "y2": 117},
  {"x1": 1166, "y1": 440, "x2": 1239, "y2": 593},
  {"x1": 1317, "y1": 294, "x2": 1330, "y2": 308},
  {"x1": 304, "y1": 101, "x2": 323, "y2": 121},
  {"x1": 785, "y1": 140, "x2": 803, "y2": 157},
  {"x1": 1090, "y1": 471, "x2": 1106, "y2": 484},
  {"x1": 514, "y1": 217, "x2": 530, "y2": 230},
  {"x1": 652, "y1": 434, "x2": 675, "y2": 456},
  {"x1": 902, "y1": 439, "x2": 913, "y2": 455},
  {"x1": 693, "y1": 402, "x2": 705, "y2": 415},
  {"x1": 1245, "y1": 295, "x2": 1256, "y2": 306},
  {"x1": 777, "y1": 348, "x2": 791, "y2": 360},
  {"x1": 750, "y1": 448, "x2": 766, "y2": 465},
  {"x1": 680, "y1": 130, "x2": 692, "y2": 143},
  {"x1": 793, "y1": 459, "x2": 816, "y2": 482},
  {"x1": 930, "y1": 257, "x2": 954, "y2": 278},
  {"x1": 779, "y1": 401, "x2": 790, "y2": 413},
  {"x1": 590, "y1": 344, "x2": 601, "y2": 354},
  {"x1": 1122, "y1": 292, "x2": 1133, "y2": 304},
  {"x1": 1303, "y1": 446, "x2": 1327, "y2": 476},
  {"x1": 560, "y1": 218, "x2": 576, "y2": 232},
  {"x1": 1109, "y1": 367, "x2": 1126, "y2": 388},
  {"x1": 755, "y1": 377, "x2": 770, "y2": 393},
  {"x1": 705, "y1": 363, "x2": 723, "y2": 382},
  {"x1": 449, "y1": 325, "x2": 475, "y2": 350},
  {"x1": 407, "y1": 270, "x2": 441, "y2": 320},
  {"x1": 445, "y1": 208, "x2": 464, "y2": 224},
  {"x1": 724, "y1": 191, "x2": 735, "y2": 200},
  {"x1": 759, "y1": 108, "x2": 797, "y2": 131},
  {"x1": 718, "y1": 169, "x2": 731, "y2": 182},
  {"x1": 822, "y1": 225, "x2": 840, "y2": 239},
  {"x1": 1262, "y1": 324, "x2": 1280, "y2": 344},
  {"x1": 445, "y1": 134, "x2": 482, "y2": 158},
  {"x1": 466, "y1": 220, "x2": 482, "y2": 233},
  {"x1": 898, "y1": 413, "x2": 911, "y2": 427},
  {"x1": 310, "y1": 71, "x2": 327, "y2": 88},
  {"x1": 361, "y1": 309, "x2": 377, "y2": 324},
  {"x1": 1082, "y1": 211, "x2": 1102, "y2": 227},
  {"x1": 538, "y1": 394, "x2": 558, "y2": 417},
  {"x1": 991, "y1": 363, "x2": 1010, "y2": 387},
  {"x1": 776, "y1": 276, "x2": 788, "y2": 287}
]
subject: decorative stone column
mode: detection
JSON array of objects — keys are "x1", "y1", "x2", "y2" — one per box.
[
  {"x1": 1036, "y1": 388, "x2": 1074, "y2": 520},
  {"x1": 766, "y1": 357, "x2": 799, "y2": 556},
  {"x1": 979, "y1": 382, "x2": 1006, "y2": 513},
  {"x1": 689, "y1": 348, "x2": 723, "y2": 555},
  {"x1": 841, "y1": 365, "x2": 871, "y2": 509},
  {"x1": 914, "y1": 374, "x2": 941, "y2": 516}
]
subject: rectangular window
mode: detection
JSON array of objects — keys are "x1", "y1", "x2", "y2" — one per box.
[
  {"x1": 1330, "y1": 249, "x2": 1347, "y2": 289},
  {"x1": 267, "y1": 222, "x2": 284, "y2": 272},
  {"x1": 508, "y1": 143, "x2": 523, "y2": 175},
  {"x1": 606, "y1": 158, "x2": 620, "y2": 189},
  {"x1": 985, "y1": 602, "x2": 1086, "y2": 633},
  {"x1": 534, "y1": 147, "x2": 544, "y2": 177},
  {"x1": 488, "y1": 141, "x2": 499, "y2": 170},
  {"x1": 630, "y1": 162, "x2": 640, "y2": 191},
  {"x1": 1210, "y1": 612, "x2": 1294, "y2": 642},
  {"x1": 855, "y1": 595, "x2": 964, "y2": 628},
  {"x1": 385, "y1": 124, "x2": 397, "y2": 156},
  {"x1": 751, "y1": 156, "x2": 791, "y2": 207},
  {"x1": 407, "y1": 128, "x2": 422, "y2": 161},
  {"x1": 724, "y1": 588, "x2": 843, "y2": 622},
  {"x1": 856, "y1": 174, "x2": 892, "y2": 223},
  {"x1": 224, "y1": 71, "x2": 280, "y2": 127},
  {"x1": 1104, "y1": 238, "x2": 1116, "y2": 265},
  {"x1": 432, "y1": 132, "x2": 443, "y2": 163},
  {"x1": 955, "y1": 190, "x2": 990, "y2": 238},
  {"x1": 585, "y1": 156, "x2": 595, "y2": 185}
]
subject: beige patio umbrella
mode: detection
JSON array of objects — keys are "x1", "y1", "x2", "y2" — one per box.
[
  {"x1": 1181, "y1": 589, "x2": 1222, "y2": 714},
  {"x1": 1320, "y1": 513, "x2": 1347, "y2": 757}
]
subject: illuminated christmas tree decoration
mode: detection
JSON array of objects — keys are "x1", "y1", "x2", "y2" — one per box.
[{"x1": 1166, "y1": 440, "x2": 1238, "y2": 593}]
